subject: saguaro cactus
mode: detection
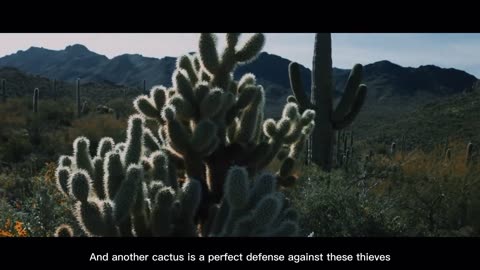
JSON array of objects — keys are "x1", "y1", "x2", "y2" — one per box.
[
  {"x1": 55, "y1": 33, "x2": 312, "y2": 237},
  {"x1": 33, "y1": 88, "x2": 39, "y2": 113},
  {"x1": 288, "y1": 33, "x2": 367, "y2": 171}
]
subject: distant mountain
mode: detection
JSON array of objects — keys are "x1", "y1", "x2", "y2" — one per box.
[
  {"x1": 0, "y1": 45, "x2": 177, "y2": 88},
  {"x1": 0, "y1": 44, "x2": 477, "y2": 119}
]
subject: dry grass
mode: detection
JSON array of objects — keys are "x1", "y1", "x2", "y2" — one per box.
[{"x1": 68, "y1": 114, "x2": 127, "y2": 152}]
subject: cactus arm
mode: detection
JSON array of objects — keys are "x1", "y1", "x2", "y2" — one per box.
[
  {"x1": 288, "y1": 62, "x2": 311, "y2": 110},
  {"x1": 199, "y1": 33, "x2": 220, "y2": 75},
  {"x1": 332, "y1": 85, "x2": 367, "y2": 130},
  {"x1": 234, "y1": 33, "x2": 265, "y2": 63},
  {"x1": 332, "y1": 64, "x2": 364, "y2": 122}
]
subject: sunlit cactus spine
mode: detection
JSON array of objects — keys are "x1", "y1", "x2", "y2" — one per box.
[
  {"x1": 55, "y1": 224, "x2": 74, "y2": 237},
  {"x1": 288, "y1": 33, "x2": 367, "y2": 171}
]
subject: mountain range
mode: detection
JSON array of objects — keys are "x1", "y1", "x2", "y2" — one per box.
[
  {"x1": 0, "y1": 44, "x2": 478, "y2": 125},
  {"x1": 0, "y1": 44, "x2": 476, "y2": 92}
]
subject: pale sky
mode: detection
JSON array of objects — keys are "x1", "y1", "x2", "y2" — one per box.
[{"x1": 0, "y1": 33, "x2": 479, "y2": 78}]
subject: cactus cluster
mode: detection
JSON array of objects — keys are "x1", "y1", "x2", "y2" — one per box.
[
  {"x1": 55, "y1": 33, "x2": 312, "y2": 236},
  {"x1": 133, "y1": 33, "x2": 315, "y2": 210},
  {"x1": 56, "y1": 116, "x2": 298, "y2": 236},
  {"x1": 288, "y1": 33, "x2": 367, "y2": 171},
  {"x1": 206, "y1": 166, "x2": 299, "y2": 236}
]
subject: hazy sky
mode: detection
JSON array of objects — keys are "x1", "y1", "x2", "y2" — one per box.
[{"x1": 0, "y1": 33, "x2": 479, "y2": 78}]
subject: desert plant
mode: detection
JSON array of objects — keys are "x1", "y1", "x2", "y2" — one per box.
[
  {"x1": 288, "y1": 33, "x2": 367, "y2": 171},
  {"x1": 54, "y1": 33, "x2": 313, "y2": 237},
  {"x1": 33, "y1": 88, "x2": 39, "y2": 113}
]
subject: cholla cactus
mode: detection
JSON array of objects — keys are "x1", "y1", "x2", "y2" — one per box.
[
  {"x1": 133, "y1": 33, "x2": 315, "y2": 206},
  {"x1": 56, "y1": 116, "x2": 299, "y2": 236},
  {"x1": 205, "y1": 166, "x2": 299, "y2": 236},
  {"x1": 55, "y1": 33, "x2": 312, "y2": 237}
]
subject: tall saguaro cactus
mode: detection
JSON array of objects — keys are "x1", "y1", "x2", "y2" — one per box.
[
  {"x1": 33, "y1": 88, "x2": 39, "y2": 113},
  {"x1": 288, "y1": 33, "x2": 367, "y2": 171}
]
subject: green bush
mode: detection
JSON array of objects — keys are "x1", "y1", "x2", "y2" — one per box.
[{"x1": 287, "y1": 166, "x2": 402, "y2": 237}]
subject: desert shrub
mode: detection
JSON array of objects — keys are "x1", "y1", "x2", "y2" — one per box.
[
  {"x1": 360, "y1": 140, "x2": 480, "y2": 236},
  {"x1": 1, "y1": 137, "x2": 32, "y2": 163},
  {"x1": 106, "y1": 97, "x2": 134, "y2": 118},
  {"x1": 287, "y1": 166, "x2": 400, "y2": 237},
  {"x1": 0, "y1": 163, "x2": 77, "y2": 237}
]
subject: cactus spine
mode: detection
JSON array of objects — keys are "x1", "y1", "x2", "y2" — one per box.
[{"x1": 289, "y1": 33, "x2": 367, "y2": 171}]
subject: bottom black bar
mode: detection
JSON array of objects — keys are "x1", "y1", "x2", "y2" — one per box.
[{"x1": 0, "y1": 238, "x2": 477, "y2": 267}]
